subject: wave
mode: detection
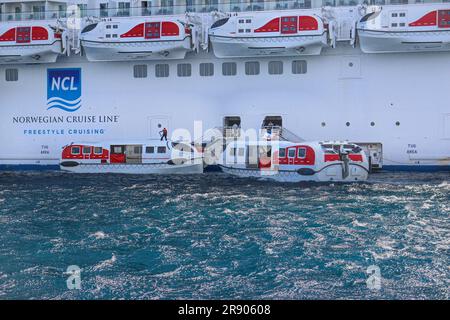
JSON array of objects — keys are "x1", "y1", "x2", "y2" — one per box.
[{"x1": 46, "y1": 97, "x2": 81, "y2": 112}]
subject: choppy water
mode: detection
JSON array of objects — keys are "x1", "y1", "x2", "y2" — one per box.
[{"x1": 0, "y1": 171, "x2": 448, "y2": 299}]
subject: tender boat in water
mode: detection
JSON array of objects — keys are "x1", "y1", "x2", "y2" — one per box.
[
  {"x1": 219, "y1": 140, "x2": 369, "y2": 182},
  {"x1": 60, "y1": 139, "x2": 203, "y2": 174}
]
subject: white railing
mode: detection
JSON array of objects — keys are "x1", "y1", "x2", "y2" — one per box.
[{"x1": 0, "y1": 0, "x2": 448, "y2": 22}]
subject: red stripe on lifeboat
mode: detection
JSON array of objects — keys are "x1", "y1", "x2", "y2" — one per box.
[
  {"x1": 254, "y1": 18, "x2": 280, "y2": 33},
  {"x1": 161, "y1": 22, "x2": 180, "y2": 36},
  {"x1": 120, "y1": 23, "x2": 144, "y2": 38},
  {"x1": 324, "y1": 154, "x2": 363, "y2": 162},
  {"x1": 0, "y1": 28, "x2": 16, "y2": 41},
  {"x1": 299, "y1": 16, "x2": 318, "y2": 31},
  {"x1": 31, "y1": 26, "x2": 48, "y2": 41},
  {"x1": 409, "y1": 11, "x2": 437, "y2": 27}
]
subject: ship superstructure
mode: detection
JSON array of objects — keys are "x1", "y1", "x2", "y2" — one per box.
[{"x1": 0, "y1": 0, "x2": 449, "y2": 171}]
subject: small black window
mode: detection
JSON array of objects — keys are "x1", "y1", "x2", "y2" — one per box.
[
  {"x1": 94, "y1": 147, "x2": 103, "y2": 154},
  {"x1": 222, "y1": 62, "x2": 237, "y2": 76},
  {"x1": 177, "y1": 63, "x2": 191, "y2": 77},
  {"x1": 157, "y1": 146, "x2": 166, "y2": 153},
  {"x1": 5, "y1": 69, "x2": 18, "y2": 82},
  {"x1": 199, "y1": 63, "x2": 214, "y2": 77},
  {"x1": 133, "y1": 64, "x2": 147, "y2": 78},
  {"x1": 288, "y1": 149, "x2": 295, "y2": 158},
  {"x1": 245, "y1": 61, "x2": 259, "y2": 75},
  {"x1": 82, "y1": 146, "x2": 91, "y2": 154},
  {"x1": 268, "y1": 61, "x2": 283, "y2": 75},
  {"x1": 298, "y1": 148, "x2": 306, "y2": 158},
  {"x1": 146, "y1": 146, "x2": 155, "y2": 153},
  {"x1": 292, "y1": 60, "x2": 307, "y2": 74},
  {"x1": 155, "y1": 64, "x2": 169, "y2": 77},
  {"x1": 71, "y1": 146, "x2": 81, "y2": 155},
  {"x1": 279, "y1": 148, "x2": 286, "y2": 158}
]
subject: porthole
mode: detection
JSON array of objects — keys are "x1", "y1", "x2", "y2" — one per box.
[
  {"x1": 348, "y1": 62, "x2": 353, "y2": 67},
  {"x1": 370, "y1": 122, "x2": 375, "y2": 127},
  {"x1": 321, "y1": 122, "x2": 326, "y2": 127},
  {"x1": 395, "y1": 121, "x2": 400, "y2": 126},
  {"x1": 346, "y1": 122, "x2": 350, "y2": 127}
]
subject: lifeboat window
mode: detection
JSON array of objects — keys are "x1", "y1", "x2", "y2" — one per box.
[
  {"x1": 245, "y1": 61, "x2": 260, "y2": 76},
  {"x1": 222, "y1": 62, "x2": 237, "y2": 76},
  {"x1": 94, "y1": 147, "x2": 103, "y2": 154},
  {"x1": 155, "y1": 64, "x2": 169, "y2": 78},
  {"x1": 71, "y1": 146, "x2": 81, "y2": 155},
  {"x1": 112, "y1": 146, "x2": 124, "y2": 154},
  {"x1": 288, "y1": 149, "x2": 295, "y2": 158},
  {"x1": 133, "y1": 65, "x2": 148, "y2": 78},
  {"x1": 146, "y1": 146, "x2": 155, "y2": 154},
  {"x1": 82, "y1": 146, "x2": 91, "y2": 154},
  {"x1": 16, "y1": 27, "x2": 31, "y2": 43},
  {"x1": 199, "y1": 63, "x2": 214, "y2": 77},
  {"x1": 292, "y1": 60, "x2": 307, "y2": 74},
  {"x1": 177, "y1": 63, "x2": 192, "y2": 77},
  {"x1": 279, "y1": 148, "x2": 286, "y2": 158},
  {"x1": 268, "y1": 61, "x2": 283, "y2": 75},
  {"x1": 5, "y1": 69, "x2": 18, "y2": 82},
  {"x1": 157, "y1": 146, "x2": 166, "y2": 154},
  {"x1": 298, "y1": 148, "x2": 306, "y2": 159}
]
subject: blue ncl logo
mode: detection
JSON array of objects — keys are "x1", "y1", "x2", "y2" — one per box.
[{"x1": 47, "y1": 68, "x2": 81, "y2": 112}]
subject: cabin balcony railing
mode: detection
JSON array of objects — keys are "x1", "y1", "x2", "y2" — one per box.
[{"x1": 0, "y1": 0, "x2": 448, "y2": 23}]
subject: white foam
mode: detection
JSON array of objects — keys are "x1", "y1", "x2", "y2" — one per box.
[{"x1": 93, "y1": 253, "x2": 116, "y2": 271}]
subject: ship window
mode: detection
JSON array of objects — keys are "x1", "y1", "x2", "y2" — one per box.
[
  {"x1": 279, "y1": 148, "x2": 286, "y2": 158},
  {"x1": 391, "y1": 23, "x2": 398, "y2": 27},
  {"x1": 239, "y1": 19, "x2": 244, "y2": 23},
  {"x1": 292, "y1": 60, "x2": 307, "y2": 74},
  {"x1": 146, "y1": 146, "x2": 155, "y2": 153},
  {"x1": 177, "y1": 63, "x2": 191, "y2": 77},
  {"x1": 113, "y1": 25, "x2": 118, "y2": 29},
  {"x1": 268, "y1": 61, "x2": 283, "y2": 75},
  {"x1": 94, "y1": 147, "x2": 103, "y2": 154},
  {"x1": 238, "y1": 29, "x2": 244, "y2": 33},
  {"x1": 112, "y1": 146, "x2": 123, "y2": 154},
  {"x1": 392, "y1": 13, "x2": 398, "y2": 17},
  {"x1": 133, "y1": 64, "x2": 147, "y2": 78},
  {"x1": 106, "y1": 34, "x2": 111, "y2": 38},
  {"x1": 246, "y1": 19, "x2": 251, "y2": 23},
  {"x1": 288, "y1": 149, "x2": 295, "y2": 158},
  {"x1": 399, "y1": 13, "x2": 405, "y2": 17},
  {"x1": 200, "y1": 63, "x2": 214, "y2": 76},
  {"x1": 82, "y1": 146, "x2": 91, "y2": 154},
  {"x1": 222, "y1": 62, "x2": 237, "y2": 76},
  {"x1": 399, "y1": 23, "x2": 405, "y2": 27},
  {"x1": 245, "y1": 29, "x2": 251, "y2": 33},
  {"x1": 71, "y1": 146, "x2": 81, "y2": 155},
  {"x1": 230, "y1": 148, "x2": 236, "y2": 156},
  {"x1": 298, "y1": 148, "x2": 306, "y2": 158},
  {"x1": 112, "y1": 34, "x2": 118, "y2": 38},
  {"x1": 245, "y1": 61, "x2": 260, "y2": 75},
  {"x1": 5, "y1": 69, "x2": 18, "y2": 82},
  {"x1": 157, "y1": 146, "x2": 166, "y2": 153},
  {"x1": 106, "y1": 25, "x2": 111, "y2": 29},
  {"x1": 155, "y1": 64, "x2": 169, "y2": 77},
  {"x1": 238, "y1": 148, "x2": 244, "y2": 156}
]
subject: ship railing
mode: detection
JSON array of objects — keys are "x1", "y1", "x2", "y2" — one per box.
[{"x1": 1, "y1": 0, "x2": 448, "y2": 23}]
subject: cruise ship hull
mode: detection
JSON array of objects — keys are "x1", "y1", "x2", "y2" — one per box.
[{"x1": 1, "y1": 46, "x2": 449, "y2": 171}]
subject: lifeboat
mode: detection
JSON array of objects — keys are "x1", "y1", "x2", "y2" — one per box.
[
  {"x1": 218, "y1": 141, "x2": 369, "y2": 182},
  {"x1": 209, "y1": 12, "x2": 327, "y2": 58},
  {"x1": 358, "y1": 6, "x2": 450, "y2": 53},
  {"x1": 80, "y1": 19, "x2": 193, "y2": 62},
  {"x1": 60, "y1": 140, "x2": 203, "y2": 174},
  {"x1": 0, "y1": 23, "x2": 65, "y2": 64}
]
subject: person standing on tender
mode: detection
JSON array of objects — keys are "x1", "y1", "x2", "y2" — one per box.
[{"x1": 160, "y1": 127, "x2": 168, "y2": 141}]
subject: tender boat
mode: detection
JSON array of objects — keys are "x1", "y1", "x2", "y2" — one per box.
[
  {"x1": 218, "y1": 140, "x2": 369, "y2": 182},
  {"x1": 0, "y1": 23, "x2": 65, "y2": 64},
  {"x1": 80, "y1": 18, "x2": 193, "y2": 62},
  {"x1": 60, "y1": 139, "x2": 203, "y2": 174},
  {"x1": 209, "y1": 11, "x2": 327, "y2": 58},
  {"x1": 357, "y1": 6, "x2": 450, "y2": 53}
]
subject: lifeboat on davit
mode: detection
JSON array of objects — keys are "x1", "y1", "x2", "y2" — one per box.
[
  {"x1": 80, "y1": 18, "x2": 193, "y2": 62},
  {"x1": 0, "y1": 23, "x2": 65, "y2": 64},
  {"x1": 219, "y1": 141, "x2": 369, "y2": 182},
  {"x1": 208, "y1": 12, "x2": 327, "y2": 58},
  {"x1": 358, "y1": 6, "x2": 450, "y2": 53}
]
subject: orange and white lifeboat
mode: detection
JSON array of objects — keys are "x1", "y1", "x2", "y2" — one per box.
[
  {"x1": 80, "y1": 18, "x2": 193, "y2": 62},
  {"x1": 0, "y1": 23, "x2": 65, "y2": 64},
  {"x1": 358, "y1": 5, "x2": 450, "y2": 53},
  {"x1": 209, "y1": 12, "x2": 327, "y2": 58},
  {"x1": 219, "y1": 140, "x2": 369, "y2": 182}
]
